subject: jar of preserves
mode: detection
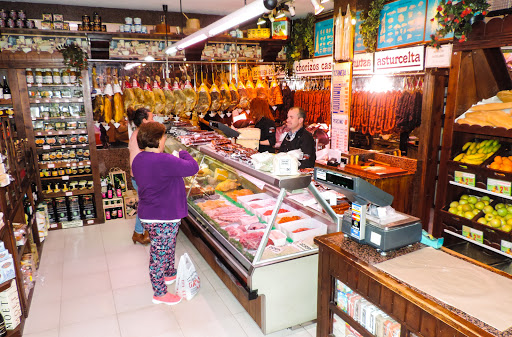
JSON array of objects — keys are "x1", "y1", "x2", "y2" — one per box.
[
  {"x1": 0, "y1": 10, "x2": 7, "y2": 20},
  {"x1": 62, "y1": 69, "x2": 70, "y2": 84},
  {"x1": 9, "y1": 10, "x2": 17, "y2": 20},
  {"x1": 52, "y1": 69, "x2": 61, "y2": 84},
  {"x1": 18, "y1": 10, "x2": 26, "y2": 20},
  {"x1": 35, "y1": 69, "x2": 43, "y2": 84},
  {"x1": 44, "y1": 69, "x2": 53, "y2": 84},
  {"x1": 82, "y1": 15, "x2": 90, "y2": 24},
  {"x1": 70, "y1": 69, "x2": 77, "y2": 84},
  {"x1": 26, "y1": 69, "x2": 34, "y2": 84}
]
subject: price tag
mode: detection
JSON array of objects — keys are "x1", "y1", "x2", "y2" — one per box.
[
  {"x1": 487, "y1": 178, "x2": 511, "y2": 196},
  {"x1": 266, "y1": 245, "x2": 283, "y2": 254},
  {"x1": 48, "y1": 131, "x2": 53, "y2": 135},
  {"x1": 35, "y1": 99, "x2": 40, "y2": 103},
  {"x1": 44, "y1": 116, "x2": 49, "y2": 120},
  {"x1": 55, "y1": 99, "x2": 60, "y2": 103},
  {"x1": 50, "y1": 223, "x2": 57, "y2": 228},
  {"x1": 294, "y1": 241, "x2": 315, "y2": 251},
  {"x1": 58, "y1": 131, "x2": 63, "y2": 135},
  {"x1": 48, "y1": 164, "x2": 55, "y2": 168},
  {"x1": 87, "y1": 220, "x2": 94, "y2": 224},
  {"x1": 72, "y1": 163, "x2": 77, "y2": 167},
  {"x1": 72, "y1": 145, "x2": 76, "y2": 148},
  {"x1": 71, "y1": 131, "x2": 76, "y2": 134},
  {"x1": 43, "y1": 145, "x2": 50, "y2": 150},
  {"x1": 36, "y1": 132, "x2": 42, "y2": 136},
  {"x1": 454, "y1": 171, "x2": 475, "y2": 187},
  {"x1": 61, "y1": 116, "x2": 65, "y2": 119},
  {"x1": 65, "y1": 191, "x2": 72, "y2": 196},
  {"x1": 37, "y1": 83, "x2": 42, "y2": 87},
  {"x1": 86, "y1": 161, "x2": 91, "y2": 165},
  {"x1": 501, "y1": 240, "x2": 512, "y2": 256},
  {"x1": 61, "y1": 145, "x2": 66, "y2": 149},
  {"x1": 62, "y1": 176, "x2": 69, "y2": 180},
  {"x1": 66, "y1": 163, "x2": 71, "y2": 167},
  {"x1": 462, "y1": 225, "x2": 483, "y2": 244}
]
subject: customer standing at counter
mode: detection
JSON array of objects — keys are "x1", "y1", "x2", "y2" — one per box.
[
  {"x1": 128, "y1": 107, "x2": 153, "y2": 245},
  {"x1": 250, "y1": 97, "x2": 277, "y2": 153},
  {"x1": 132, "y1": 122, "x2": 199, "y2": 305},
  {"x1": 272, "y1": 107, "x2": 316, "y2": 168}
]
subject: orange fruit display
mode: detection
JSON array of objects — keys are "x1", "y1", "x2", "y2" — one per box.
[{"x1": 488, "y1": 155, "x2": 512, "y2": 172}]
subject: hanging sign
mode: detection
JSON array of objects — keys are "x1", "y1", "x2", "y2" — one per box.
[
  {"x1": 293, "y1": 57, "x2": 333, "y2": 77},
  {"x1": 314, "y1": 18, "x2": 334, "y2": 57},
  {"x1": 425, "y1": 0, "x2": 454, "y2": 41},
  {"x1": 377, "y1": 0, "x2": 426, "y2": 49},
  {"x1": 353, "y1": 53, "x2": 374, "y2": 74},
  {"x1": 331, "y1": 62, "x2": 351, "y2": 153},
  {"x1": 374, "y1": 46, "x2": 424, "y2": 73},
  {"x1": 425, "y1": 44, "x2": 453, "y2": 68},
  {"x1": 251, "y1": 65, "x2": 285, "y2": 79}
]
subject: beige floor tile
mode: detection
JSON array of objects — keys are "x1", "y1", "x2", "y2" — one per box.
[
  {"x1": 61, "y1": 271, "x2": 112, "y2": 300},
  {"x1": 23, "y1": 328, "x2": 59, "y2": 337},
  {"x1": 216, "y1": 288, "x2": 246, "y2": 315},
  {"x1": 60, "y1": 290, "x2": 116, "y2": 326},
  {"x1": 113, "y1": 283, "x2": 154, "y2": 313},
  {"x1": 60, "y1": 314, "x2": 120, "y2": 337},
  {"x1": 23, "y1": 299, "x2": 60, "y2": 334},
  {"x1": 109, "y1": 263, "x2": 150, "y2": 290},
  {"x1": 106, "y1": 245, "x2": 148, "y2": 271},
  {"x1": 171, "y1": 288, "x2": 232, "y2": 326},
  {"x1": 31, "y1": 278, "x2": 62, "y2": 304},
  {"x1": 179, "y1": 315, "x2": 247, "y2": 337},
  {"x1": 202, "y1": 269, "x2": 227, "y2": 290},
  {"x1": 62, "y1": 255, "x2": 108, "y2": 279},
  {"x1": 117, "y1": 306, "x2": 182, "y2": 337},
  {"x1": 40, "y1": 249, "x2": 65, "y2": 266}
]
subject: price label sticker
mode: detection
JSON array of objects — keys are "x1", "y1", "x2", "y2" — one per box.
[
  {"x1": 86, "y1": 161, "x2": 91, "y2": 165},
  {"x1": 65, "y1": 191, "x2": 72, "y2": 196},
  {"x1": 72, "y1": 163, "x2": 77, "y2": 167},
  {"x1": 35, "y1": 99, "x2": 40, "y2": 103},
  {"x1": 48, "y1": 131, "x2": 53, "y2": 135},
  {"x1": 265, "y1": 245, "x2": 283, "y2": 254},
  {"x1": 66, "y1": 163, "x2": 71, "y2": 167},
  {"x1": 72, "y1": 145, "x2": 76, "y2": 148},
  {"x1": 44, "y1": 116, "x2": 49, "y2": 120},
  {"x1": 462, "y1": 225, "x2": 483, "y2": 244},
  {"x1": 50, "y1": 223, "x2": 58, "y2": 228},
  {"x1": 37, "y1": 83, "x2": 42, "y2": 87},
  {"x1": 87, "y1": 220, "x2": 94, "y2": 224},
  {"x1": 61, "y1": 145, "x2": 66, "y2": 149},
  {"x1": 61, "y1": 116, "x2": 65, "y2": 119},
  {"x1": 55, "y1": 99, "x2": 60, "y2": 103},
  {"x1": 42, "y1": 145, "x2": 50, "y2": 150},
  {"x1": 58, "y1": 131, "x2": 63, "y2": 135},
  {"x1": 36, "y1": 132, "x2": 42, "y2": 136},
  {"x1": 487, "y1": 178, "x2": 511, "y2": 196},
  {"x1": 48, "y1": 164, "x2": 55, "y2": 168},
  {"x1": 294, "y1": 241, "x2": 315, "y2": 251},
  {"x1": 62, "y1": 176, "x2": 69, "y2": 180},
  {"x1": 501, "y1": 240, "x2": 512, "y2": 256},
  {"x1": 454, "y1": 171, "x2": 475, "y2": 187},
  {"x1": 71, "y1": 131, "x2": 76, "y2": 134}
]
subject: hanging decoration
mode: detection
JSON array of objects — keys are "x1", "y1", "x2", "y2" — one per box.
[
  {"x1": 430, "y1": 0, "x2": 489, "y2": 47},
  {"x1": 57, "y1": 43, "x2": 88, "y2": 70},
  {"x1": 359, "y1": 0, "x2": 385, "y2": 53},
  {"x1": 286, "y1": 14, "x2": 315, "y2": 74}
]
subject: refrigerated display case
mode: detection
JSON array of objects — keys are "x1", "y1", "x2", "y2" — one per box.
[{"x1": 168, "y1": 139, "x2": 340, "y2": 334}]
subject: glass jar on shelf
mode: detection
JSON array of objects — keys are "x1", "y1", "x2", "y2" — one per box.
[
  {"x1": 26, "y1": 69, "x2": 34, "y2": 84},
  {"x1": 35, "y1": 69, "x2": 43, "y2": 85},
  {"x1": 43, "y1": 69, "x2": 53, "y2": 84},
  {"x1": 52, "y1": 69, "x2": 61, "y2": 84}
]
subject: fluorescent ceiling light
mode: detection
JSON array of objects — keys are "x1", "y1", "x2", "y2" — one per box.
[
  {"x1": 144, "y1": 55, "x2": 155, "y2": 61},
  {"x1": 166, "y1": 47, "x2": 178, "y2": 55},
  {"x1": 178, "y1": 33, "x2": 208, "y2": 50},
  {"x1": 257, "y1": 17, "x2": 266, "y2": 25},
  {"x1": 320, "y1": 0, "x2": 329, "y2": 3},
  {"x1": 124, "y1": 63, "x2": 141, "y2": 70},
  {"x1": 311, "y1": 0, "x2": 324, "y2": 15}
]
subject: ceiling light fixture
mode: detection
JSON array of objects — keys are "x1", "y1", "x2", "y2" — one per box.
[
  {"x1": 311, "y1": 0, "x2": 324, "y2": 15},
  {"x1": 287, "y1": 3, "x2": 296, "y2": 17},
  {"x1": 257, "y1": 17, "x2": 267, "y2": 26},
  {"x1": 124, "y1": 63, "x2": 141, "y2": 70},
  {"x1": 275, "y1": 8, "x2": 286, "y2": 19},
  {"x1": 165, "y1": 0, "x2": 276, "y2": 54},
  {"x1": 144, "y1": 55, "x2": 155, "y2": 61},
  {"x1": 320, "y1": 0, "x2": 329, "y2": 3}
]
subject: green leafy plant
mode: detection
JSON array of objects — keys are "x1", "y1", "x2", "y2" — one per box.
[
  {"x1": 430, "y1": 0, "x2": 489, "y2": 47},
  {"x1": 359, "y1": 0, "x2": 385, "y2": 53},
  {"x1": 57, "y1": 43, "x2": 88, "y2": 70},
  {"x1": 286, "y1": 14, "x2": 315, "y2": 74}
]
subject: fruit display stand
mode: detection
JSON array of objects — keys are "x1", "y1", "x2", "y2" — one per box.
[{"x1": 433, "y1": 16, "x2": 512, "y2": 267}]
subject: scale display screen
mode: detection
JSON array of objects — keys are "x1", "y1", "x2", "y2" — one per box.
[{"x1": 315, "y1": 169, "x2": 354, "y2": 190}]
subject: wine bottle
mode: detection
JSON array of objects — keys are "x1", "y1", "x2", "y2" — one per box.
[
  {"x1": 107, "y1": 177, "x2": 113, "y2": 199},
  {"x1": 0, "y1": 311, "x2": 7, "y2": 337},
  {"x1": 2, "y1": 76, "x2": 11, "y2": 100}
]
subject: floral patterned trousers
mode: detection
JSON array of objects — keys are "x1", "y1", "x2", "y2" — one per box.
[{"x1": 143, "y1": 221, "x2": 180, "y2": 297}]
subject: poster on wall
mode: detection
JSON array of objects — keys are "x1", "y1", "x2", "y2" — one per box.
[
  {"x1": 377, "y1": 0, "x2": 427, "y2": 49},
  {"x1": 331, "y1": 62, "x2": 352, "y2": 153},
  {"x1": 354, "y1": 11, "x2": 366, "y2": 53},
  {"x1": 314, "y1": 18, "x2": 334, "y2": 57},
  {"x1": 425, "y1": 0, "x2": 454, "y2": 40}
]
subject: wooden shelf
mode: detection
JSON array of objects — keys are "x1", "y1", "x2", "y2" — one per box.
[
  {"x1": 0, "y1": 99, "x2": 13, "y2": 105},
  {"x1": 41, "y1": 173, "x2": 93, "y2": 181},
  {"x1": 6, "y1": 324, "x2": 21, "y2": 337},
  {"x1": 41, "y1": 188, "x2": 94, "y2": 198},
  {"x1": 27, "y1": 83, "x2": 81, "y2": 88},
  {"x1": 39, "y1": 160, "x2": 92, "y2": 169},
  {"x1": 34, "y1": 129, "x2": 87, "y2": 137},
  {"x1": 328, "y1": 303, "x2": 374, "y2": 337},
  {"x1": 48, "y1": 217, "x2": 99, "y2": 230},
  {"x1": 36, "y1": 143, "x2": 89, "y2": 150},
  {"x1": 29, "y1": 98, "x2": 84, "y2": 104},
  {"x1": 32, "y1": 116, "x2": 86, "y2": 121},
  {"x1": 453, "y1": 123, "x2": 512, "y2": 139},
  {"x1": 0, "y1": 278, "x2": 13, "y2": 293},
  {"x1": 16, "y1": 240, "x2": 29, "y2": 265}
]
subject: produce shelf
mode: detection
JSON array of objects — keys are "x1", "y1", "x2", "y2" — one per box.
[
  {"x1": 453, "y1": 123, "x2": 512, "y2": 139},
  {"x1": 444, "y1": 229, "x2": 512, "y2": 260},
  {"x1": 34, "y1": 129, "x2": 88, "y2": 136},
  {"x1": 449, "y1": 181, "x2": 512, "y2": 201}
]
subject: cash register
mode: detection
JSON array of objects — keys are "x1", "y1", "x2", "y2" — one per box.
[{"x1": 314, "y1": 167, "x2": 422, "y2": 252}]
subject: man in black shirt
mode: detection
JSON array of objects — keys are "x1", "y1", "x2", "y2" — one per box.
[{"x1": 270, "y1": 107, "x2": 316, "y2": 169}]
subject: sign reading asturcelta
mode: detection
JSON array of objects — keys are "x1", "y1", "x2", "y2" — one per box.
[
  {"x1": 293, "y1": 56, "x2": 333, "y2": 77},
  {"x1": 353, "y1": 53, "x2": 374, "y2": 75},
  {"x1": 374, "y1": 46, "x2": 424, "y2": 74}
]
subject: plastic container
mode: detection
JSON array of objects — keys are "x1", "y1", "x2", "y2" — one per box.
[
  {"x1": 238, "y1": 193, "x2": 274, "y2": 210},
  {"x1": 269, "y1": 229, "x2": 287, "y2": 246},
  {"x1": 255, "y1": 204, "x2": 295, "y2": 223},
  {"x1": 274, "y1": 211, "x2": 310, "y2": 230},
  {"x1": 280, "y1": 218, "x2": 327, "y2": 241}
]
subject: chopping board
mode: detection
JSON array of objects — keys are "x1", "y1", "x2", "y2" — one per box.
[{"x1": 344, "y1": 164, "x2": 409, "y2": 179}]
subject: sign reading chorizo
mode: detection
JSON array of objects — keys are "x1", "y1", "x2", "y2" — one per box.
[
  {"x1": 353, "y1": 53, "x2": 374, "y2": 75},
  {"x1": 374, "y1": 46, "x2": 424, "y2": 73},
  {"x1": 293, "y1": 56, "x2": 333, "y2": 77}
]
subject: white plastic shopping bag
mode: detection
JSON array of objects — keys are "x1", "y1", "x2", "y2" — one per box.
[{"x1": 175, "y1": 253, "x2": 200, "y2": 300}]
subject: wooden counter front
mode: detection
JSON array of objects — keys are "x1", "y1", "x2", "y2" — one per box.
[{"x1": 315, "y1": 233, "x2": 511, "y2": 337}]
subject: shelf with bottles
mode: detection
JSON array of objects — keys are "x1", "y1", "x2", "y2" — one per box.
[
  {"x1": 39, "y1": 164, "x2": 92, "y2": 178},
  {"x1": 29, "y1": 103, "x2": 86, "y2": 120},
  {"x1": 34, "y1": 133, "x2": 88, "y2": 148},
  {"x1": 44, "y1": 194, "x2": 97, "y2": 228},
  {"x1": 38, "y1": 148, "x2": 90, "y2": 167},
  {"x1": 34, "y1": 129, "x2": 88, "y2": 137},
  {"x1": 29, "y1": 98, "x2": 84, "y2": 104},
  {"x1": 25, "y1": 68, "x2": 81, "y2": 88},
  {"x1": 38, "y1": 160, "x2": 91, "y2": 170}
]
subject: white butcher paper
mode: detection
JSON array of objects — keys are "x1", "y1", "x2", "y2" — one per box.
[{"x1": 375, "y1": 247, "x2": 512, "y2": 332}]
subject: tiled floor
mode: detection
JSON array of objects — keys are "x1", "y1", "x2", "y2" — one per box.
[{"x1": 24, "y1": 218, "x2": 317, "y2": 337}]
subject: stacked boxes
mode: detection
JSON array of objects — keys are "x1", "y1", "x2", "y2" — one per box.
[
  {"x1": 0, "y1": 280, "x2": 21, "y2": 330},
  {"x1": 54, "y1": 197, "x2": 68, "y2": 222},
  {"x1": 35, "y1": 203, "x2": 50, "y2": 240},
  {"x1": 44, "y1": 198, "x2": 57, "y2": 224},
  {"x1": 68, "y1": 196, "x2": 81, "y2": 221},
  {"x1": 79, "y1": 194, "x2": 96, "y2": 220},
  {"x1": 123, "y1": 190, "x2": 138, "y2": 219},
  {"x1": 0, "y1": 243, "x2": 16, "y2": 283},
  {"x1": 41, "y1": 13, "x2": 69, "y2": 30},
  {"x1": 336, "y1": 280, "x2": 401, "y2": 337}
]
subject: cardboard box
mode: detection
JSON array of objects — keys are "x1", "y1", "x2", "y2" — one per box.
[
  {"x1": 123, "y1": 190, "x2": 138, "y2": 219},
  {"x1": 247, "y1": 28, "x2": 270, "y2": 39},
  {"x1": 272, "y1": 18, "x2": 289, "y2": 40}
]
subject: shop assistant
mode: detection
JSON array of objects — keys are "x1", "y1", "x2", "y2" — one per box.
[
  {"x1": 250, "y1": 98, "x2": 276, "y2": 153},
  {"x1": 265, "y1": 107, "x2": 316, "y2": 168}
]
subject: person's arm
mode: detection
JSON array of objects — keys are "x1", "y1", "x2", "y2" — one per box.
[
  {"x1": 160, "y1": 151, "x2": 199, "y2": 177},
  {"x1": 177, "y1": 150, "x2": 200, "y2": 177},
  {"x1": 298, "y1": 133, "x2": 316, "y2": 169},
  {"x1": 259, "y1": 119, "x2": 276, "y2": 147}
]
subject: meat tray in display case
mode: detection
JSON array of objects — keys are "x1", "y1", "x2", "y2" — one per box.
[{"x1": 168, "y1": 139, "x2": 340, "y2": 334}]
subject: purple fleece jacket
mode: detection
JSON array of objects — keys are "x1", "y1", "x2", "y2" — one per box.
[{"x1": 132, "y1": 150, "x2": 199, "y2": 221}]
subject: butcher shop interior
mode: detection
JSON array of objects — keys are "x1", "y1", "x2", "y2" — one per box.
[{"x1": 1, "y1": 0, "x2": 512, "y2": 336}]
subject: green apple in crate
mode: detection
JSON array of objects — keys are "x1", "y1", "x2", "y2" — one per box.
[
  {"x1": 447, "y1": 195, "x2": 486, "y2": 219},
  {"x1": 476, "y1": 202, "x2": 512, "y2": 232}
]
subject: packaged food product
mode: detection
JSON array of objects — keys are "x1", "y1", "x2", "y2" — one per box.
[
  {"x1": 58, "y1": 136, "x2": 67, "y2": 145},
  {"x1": 35, "y1": 138, "x2": 45, "y2": 146},
  {"x1": 52, "y1": 69, "x2": 61, "y2": 84},
  {"x1": 26, "y1": 69, "x2": 34, "y2": 84},
  {"x1": 35, "y1": 69, "x2": 43, "y2": 84},
  {"x1": 49, "y1": 152, "x2": 56, "y2": 160},
  {"x1": 52, "y1": 90, "x2": 62, "y2": 98},
  {"x1": 78, "y1": 135, "x2": 88, "y2": 143},
  {"x1": 61, "y1": 89, "x2": 72, "y2": 98},
  {"x1": 55, "y1": 122, "x2": 66, "y2": 130},
  {"x1": 67, "y1": 121, "x2": 77, "y2": 129},
  {"x1": 46, "y1": 137, "x2": 57, "y2": 145}
]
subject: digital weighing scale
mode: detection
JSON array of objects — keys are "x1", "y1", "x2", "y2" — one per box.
[{"x1": 314, "y1": 167, "x2": 422, "y2": 252}]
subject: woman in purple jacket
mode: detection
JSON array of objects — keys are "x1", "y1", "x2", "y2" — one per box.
[{"x1": 132, "y1": 122, "x2": 199, "y2": 305}]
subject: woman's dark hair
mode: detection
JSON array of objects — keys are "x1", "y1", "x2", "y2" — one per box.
[
  {"x1": 127, "y1": 107, "x2": 149, "y2": 127},
  {"x1": 137, "y1": 122, "x2": 166, "y2": 149},
  {"x1": 250, "y1": 97, "x2": 274, "y2": 123}
]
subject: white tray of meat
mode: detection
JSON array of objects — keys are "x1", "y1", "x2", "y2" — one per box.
[
  {"x1": 245, "y1": 198, "x2": 277, "y2": 214},
  {"x1": 280, "y1": 218, "x2": 327, "y2": 242},
  {"x1": 274, "y1": 211, "x2": 310, "y2": 231},
  {"x1": 239, "y1": 231, "x2": 265, "y2": 251},
  {"x1": 224, "y1": 224, "x2": 247, "y2": 240},
  {"x1": 269, "y1": 229, "x2": 287, "y2": 246},
  {"x1": 238, "y1": 193, "x2": 274, "y2": 210},
  {"x1": 246, "y1": 222, "x2": 268, "y2": 232},
  {"x1": 255, "y1": 204, "x2": 295, "y2": 223}
]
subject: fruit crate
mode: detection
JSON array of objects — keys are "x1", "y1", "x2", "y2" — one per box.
[
  {"x1": 443, "y1": 194, "x2": 490, "y2": 225},
  {"x1": 451, "y1": 138, "x2": 503, "y2": 167}
]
